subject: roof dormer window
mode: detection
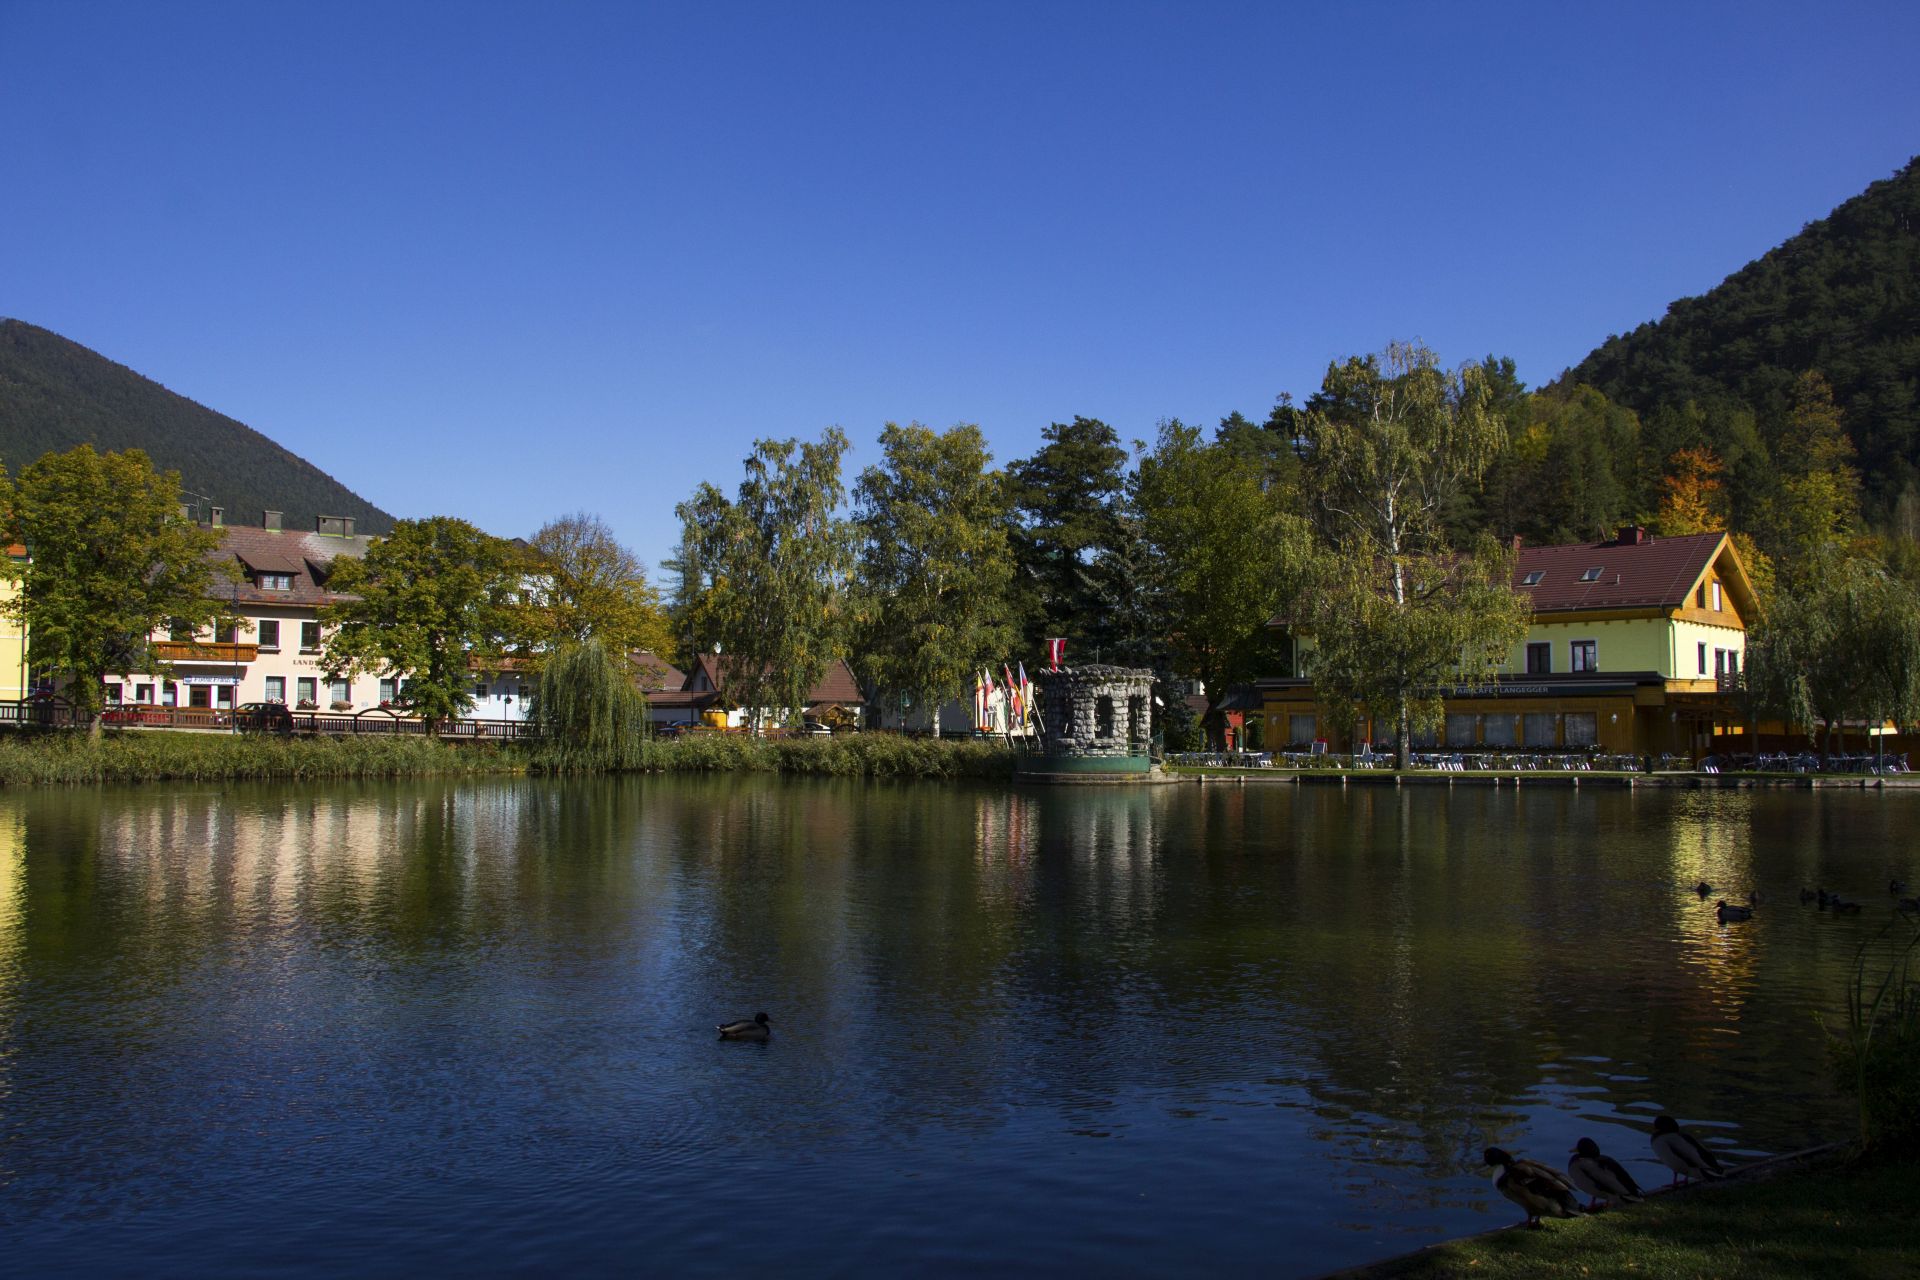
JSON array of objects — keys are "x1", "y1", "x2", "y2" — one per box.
[
  {"x1": 1521, "y1": 570, "x2": 1544, "y2": 586},
  {"x1": 1579, "y1": 566, "x2": 1603, "y2": 582},
  {"x1": 258, "y1": 572, "x2": 292, "y2": 591}
]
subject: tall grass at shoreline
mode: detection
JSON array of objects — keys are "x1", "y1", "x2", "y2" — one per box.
[
  {"x1": 0, "y1": 730, "x2": 522, "y2": 785},
  {"x1": 0, "y1": 729, "x2": 1015, "y2": 786}
]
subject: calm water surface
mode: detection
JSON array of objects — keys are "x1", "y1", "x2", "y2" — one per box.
[{"x1": 0, "y1": 776, "x2": 1912, "y2": 1276}]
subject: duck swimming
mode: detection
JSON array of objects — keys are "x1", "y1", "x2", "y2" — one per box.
[
  {"x1": 717, "y1": 1012, "x2": 772, "y2": 1040},
  {"x1": 1715, "y1": 900, "x2": 1754, "y2": 924},
  {"x1": 1651, "y1": 1115, "x2": 1724, "y2": 1186},
  {"x1": 1484, "y1": 1147, "x2": 1582, "y2": 1228},
  {"x1": 1567, "y1": 1136, "x2": 1643, "y2": 1210},
  {"x1": 1694, "y1": 881, "x2": 1713, "y2": 898}
]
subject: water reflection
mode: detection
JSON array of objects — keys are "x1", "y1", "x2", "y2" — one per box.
[{"x1": 0, "y1": 777, "x2": 1911, "y2": 1276}]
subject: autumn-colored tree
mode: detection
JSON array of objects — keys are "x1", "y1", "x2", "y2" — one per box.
[{"x1": 1654, "y1": 447, "x2": 1728, "y2": 535}]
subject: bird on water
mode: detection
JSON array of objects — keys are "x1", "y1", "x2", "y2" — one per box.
[
  {"x1": 1715, "y1": 900, "x2": 1754, "y2": 924},
  {"x1": 1566, "y1": 1136, "x2": 1644, "y2": 1210},
  {"x1": 718, "y1": 1012, "x2": 772, "y2": 1040},
  {"x1": 1694, "y1": 881, "x2": 1713, "y2": 898},
  {"x1": 1483, "y1": 1147, "x2": 1582, "y2": 1228},
  {"x1": 1651, "y1": 1115, "x2": 1724, "y2": 1187}
]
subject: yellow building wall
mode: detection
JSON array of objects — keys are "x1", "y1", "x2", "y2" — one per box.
[
  {"x1": 0, "y1": 569, "x2": 27, "y2": 701},
  {"x1": 1507, "y1": 616, "x2": 1677, "y2": 676}
]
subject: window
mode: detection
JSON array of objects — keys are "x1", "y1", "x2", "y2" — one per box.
[
  {"x1": 1288, "y1": 714, "x2": 1316, "y2": 746},
  {"x1": 1521, "y1": 570, "x2": 1544, "y2": 586},
  {"x1": 1445, "y1": 713, "x2": 1477, "y2": 747},
  {"x1": 1094, "y1": 696, "x2": 1114, "y2": 739},
  {"x1": 257, "y1": 620, "x2": 280, "y2": 651},
  {"x1": 296, "y1": 677, "x2": 317, "y2": 706},
  {"x1": 1570, "y1": 640, "x2": 1598, "y2": 672},
  {"x1": 135, "y1": 683, "x2": 153, "y2": 704},
  {"x1": 330, "y1": 679, "x2": 350, "y2": 707},
  {"x1": 215, "y1": 622, "x2": 238, "y2": 644},
  {"x1": 1698, "y1": 642, "x2": 1708, "y2": 675},
  {"x1": 162, "y1": 683, "x2": 178, "y2": 707},
  {"x1": 1728, "y1": 650, "x2": 1740, "y2": 677},
  {"x1": 265, "y1": 676, "x2": 286, "y2": 703},
  {"x1": 215, "y1": 685, "x2": 234, "y2": 708},
  {"x1": 1696, "y1": 584, "x2": 1707, "y2": 608},
  {"x1": 1525, "y1": 642, "x2": 1551, "y2": 674},
  {"x1": 475, "y1": 681, "x2": 490, "y2": 699},
  {"x1": 1523, "y1": 711, "x2": 1559, "y2": 747},
  {"x1": 1712, "y1": 581, "x2": 1723, "y2": 611},
  {"x1": 189, "y1": 685, "x2": 211, "y2": 708},
  {"x1": 379, "y1": 678, "x2": 397, "y2": 704},
  {"x1": 1579, "y1": 566, "x2": 1603, "y2": 582},
  {"x1": 104, "y1": 681, "x2": 122, "y2": 704},
  {"x1": 301, "y1": 621, "x2": 321, "y2": 652},
  {"x1": 1483, "y1": 714, "x2": 1518, "y2": 746},
  {"x1": 258, "y1": 572, "x2": 292, "y2": 591},
  {"x1": 1564, "y1": 712, "x2": 1598, "y2": 746}
]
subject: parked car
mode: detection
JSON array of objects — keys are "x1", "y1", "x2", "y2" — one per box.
[
  {"x1": 656, "y1": 721, "x2": 696, "y2": 738},
  {"x1": 800, "y1": 720, "x2": 834, "y2": 736}
]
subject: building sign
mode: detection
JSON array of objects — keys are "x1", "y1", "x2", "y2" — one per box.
[{"x1": 178, "y1": 675, "x2": 241, "y2": 686}]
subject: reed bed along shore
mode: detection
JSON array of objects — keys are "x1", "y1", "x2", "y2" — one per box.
[{"x1": 0, "y1": 729, "x2": 1016, "y2": 786}]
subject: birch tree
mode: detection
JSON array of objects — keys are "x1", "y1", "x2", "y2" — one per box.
[{"x1": 1297, "y1": 343, "x2": 1527, "y2": 765}]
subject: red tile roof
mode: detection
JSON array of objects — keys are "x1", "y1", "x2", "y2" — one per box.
[
  {"x1": 210, "y1": 524, "x2": 374, "y2": 608},
  {"x1": 628, "y1": 650, "x2": 687, "y2": 692},
  {"x1": 687, "y1": 653, "x2": 866, "y2": 706},
  {"x1": 1513, "y1": 531, "x2": 1727, "y2": 613}
]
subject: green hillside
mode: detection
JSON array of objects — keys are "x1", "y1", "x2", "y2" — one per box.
[
  {"x1": 0, "y1": 319, "x2": 395, "y2": 534},
  {"x1": 1562, "y1": 157, "x2": 1920, "y2": 519}
]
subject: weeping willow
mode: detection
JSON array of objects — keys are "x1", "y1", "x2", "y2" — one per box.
[{"x1": 530, "y1": 638, "x2": 650, "y2": 771}]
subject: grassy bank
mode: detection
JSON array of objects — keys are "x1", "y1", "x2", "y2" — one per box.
[
  {"x1": 0, "y1": 730, "x2": 525, "y2": 785},
  {"x1": 0, "y1": 729, "x2": 1016, "y2": 786},
  {"x1": 1343, "y1": 1151, "x2": 1919, "y2": 1280}
]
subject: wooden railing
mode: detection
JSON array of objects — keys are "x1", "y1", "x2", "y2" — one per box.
[
  {"x1": 151, "y1": 641, "x2": 260, "y2": 663},
  {"x1": 0, "y1": 698, "x2": 537, "y2": 741}
]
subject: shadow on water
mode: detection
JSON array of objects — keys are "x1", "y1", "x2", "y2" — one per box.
[{"x1": 0, "y1": 777, "x2": 1908, "y2": 1276}]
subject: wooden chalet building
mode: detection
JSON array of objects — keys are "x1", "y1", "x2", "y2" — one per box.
[
  {"x1": 634, "y1": 652, "x2": 866, "y2": 730},
  {"x1": 1258, "y1": 526, "x2": 1757, "y2": 758}
]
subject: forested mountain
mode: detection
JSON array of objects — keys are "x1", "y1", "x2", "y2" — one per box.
[
  {"x1": 1561, "y1": 157, "x2": 1920, "y2": 524},
  {"x1": 0, "y1": 319, "x2": 395, "y2": 534}
]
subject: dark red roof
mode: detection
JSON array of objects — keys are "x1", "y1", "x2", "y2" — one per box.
[
  {"x1": 211, "y1": 524, "x2": 373, "y2": 607},
  {"x1": 628, "y1": 650, "x2": 687, "y2": 693},
  {"x1": 1513, "y1": 531, "x2": 1726, "y2": 613},
  {"x1": 687, "y1": 653, "x2": 865, "y2": 706}
]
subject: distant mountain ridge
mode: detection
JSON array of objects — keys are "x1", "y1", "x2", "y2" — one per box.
[
  {"x1": 1561, "y1": 157, "x2": 1920, "y2": 516},
  {"x1": 0, "y1": 319, "x2": 395, "y2": 535}
]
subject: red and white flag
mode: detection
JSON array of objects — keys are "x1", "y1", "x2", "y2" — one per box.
[{"x1": 1045, "y1": 638, "x2": 1065, "y2": 670}]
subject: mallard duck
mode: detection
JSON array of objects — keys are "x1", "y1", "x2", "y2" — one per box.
[
  {"x1": 1567, "y1": 1136, "x2": 1644, "y2": 1210},
  {"x1": 717, "y1": 1012, "x2": 771, "y2": 1040},
  {"x1": 1694, "y1": 881, "x2": 1713, "y2": 898},
  {"x1": 1483, "y1": 1147, "x2": 1582, "y2": 1228},
  {"x1": 1715, "y1": 900, "x2": 1753, "y2": 924},
  {"x1": 1651, "y1": 1116, "x2": 1724, "y2": 1186}
]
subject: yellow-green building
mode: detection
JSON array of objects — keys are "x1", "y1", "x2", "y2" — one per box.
[
  {"x1": 1259, "y1": 527, "x2": 1756, "y2": 758},
  {"x1": 0, "y1": 545, "x2": 29, "y2": 701}
]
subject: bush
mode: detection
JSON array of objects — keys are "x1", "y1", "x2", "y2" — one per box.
[
  {"x1": 631, "y1": 731, "x2": 1014, "y2": 778},
  {"x1": 0, "y1": 729, "x2": 521, "y2": 785},
  {"x1": 1828, "y1": 919, "x2": 1920, "y2": 1155}
]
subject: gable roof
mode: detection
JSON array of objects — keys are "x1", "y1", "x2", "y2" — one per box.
[
  {"x1": 213, "y1": 523, "x2": 374, "y2": 608},
  {"x1": 1513, "y1": 530, "x2": 1733, "y2": 614},
  {"x1": 687, "y1": 653, "x2": 866, "y2": 706},
  {"x1": 628, "y1": 650, "x2": 687, "y2": 693}
]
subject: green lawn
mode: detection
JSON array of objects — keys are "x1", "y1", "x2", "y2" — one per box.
[{"x1": 1340, "y1": 1154, "x2": 1920, "y2": 1280}]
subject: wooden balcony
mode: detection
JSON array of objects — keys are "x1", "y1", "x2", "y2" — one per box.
[{"x1": 153, "y1": 640, "x2": 259, "y2": 663}]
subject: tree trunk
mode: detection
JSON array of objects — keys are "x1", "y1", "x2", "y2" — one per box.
[
  {"x1": 1203, "y1": 692, "x2": 1226, "y2": 750},
  {"x1": 931, "y1": 701, "x2": 941, "y2": 739},
  {"x1": 1395, "y1": 700, "x2": 1411, "y2": 772},
  {"x1": 88, "y1": 712, "x2": 104, "y2": 743}
]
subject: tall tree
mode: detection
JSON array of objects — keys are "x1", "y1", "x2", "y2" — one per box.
[
  {"x1": 0, "y1": 445, "x2": 229, "y2": 736},
  {"x1": 1134, "y1": 420, "x2": 1310, "y2": 746},
  {"x1": 1653, "y1": 446, "x2": 1729, "y2": 535},
  {"x1": 1007, "y1": 416, "x2": 1129, "y2": 663},
  {"x1": 524, "y1": 512, "x2": 674, "y2": 663},
  {"x1": 321, "y1": 516, "x2": 523, "y2": 727},
  {"x1": 851, "y1": 422, "x2": 1017, "y2": 734},
  {"x1": 675, "y1": 428, "x2": 853, "y2": 728},
  {"x1": 1766, "y1": 370, "x2": 1862, "y2": 567},
  {"x1": 1296, "y1": 342, "x2": 1529, "y2": 764}
]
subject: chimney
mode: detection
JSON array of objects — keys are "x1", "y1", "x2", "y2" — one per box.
[
  {"x1": 1616, "y1": 524, "x2": 1648, "y2": 546},
  {"x1": 341, "y1": 516, "x2": 355, "y2": 537},
  {"x1": 1510, "y1": 534, "x2": 1523, "y2": 556},
  {"x1": 178, "y1": 501, "x2": 194, "y2": 522},
  {"x1": 316, "y1": 515, "x2": 353, "y2": 537},
  {"x1": 210, "y1": 506, "x2": 224, "y2": 528},
  {"x1": 263, "y1": 510, "x2": 283, "y2": 532}
]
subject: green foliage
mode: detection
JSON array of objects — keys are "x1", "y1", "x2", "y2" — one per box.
[
  {"x1": 1565, "y1": 156, "x2": 1920, "y2": 524},
  {"x1": 1007, "y1": 416, "x2": 1130, "y2": 661},
  {"x1": 630, "y1": 731, "x2": 1013, "y2": 778},
  {"x1": 0, "y1": 445, "x2": 230, "y2": 729},
  {"x1": 852, "y1": 422, "x2": 1018, "y2": 734},
  {"x1": 0, "y1": 319, "x2": 394, "y2": 535},
  {"x1": 523, "y1": 512, "x2": 674, "y2": 662},
  {"x1": 1744, "y1": 550, "x2": 1920, "y2": 751},
  {"x1": 321, "y1": 516, "x2": 523, "y2": 725},
  {"x1": 529, "y1": 638, "x2": 651, "y2": 771},
  {"x1": 1134, "y1": 420, "x2": 1310, "y2": 745},
  {"x1": 675, "y1": 429, "x2": 854, "y2": 728},
  {"x1": 0, "y1": 730, "x2": 517, "y2": 785},
  {"x1": 1827, "y1": 919, "x2": 1920, "y2": 1155}
]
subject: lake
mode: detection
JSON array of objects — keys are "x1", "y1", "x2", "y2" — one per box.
[{"x1": 0, "y1": 776, "x2": 1908, "y2": 1276}]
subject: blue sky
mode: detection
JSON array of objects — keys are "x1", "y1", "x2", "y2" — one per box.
[{"x1": 3, "y1": 1, "x2": 1916, "y2": 568}]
